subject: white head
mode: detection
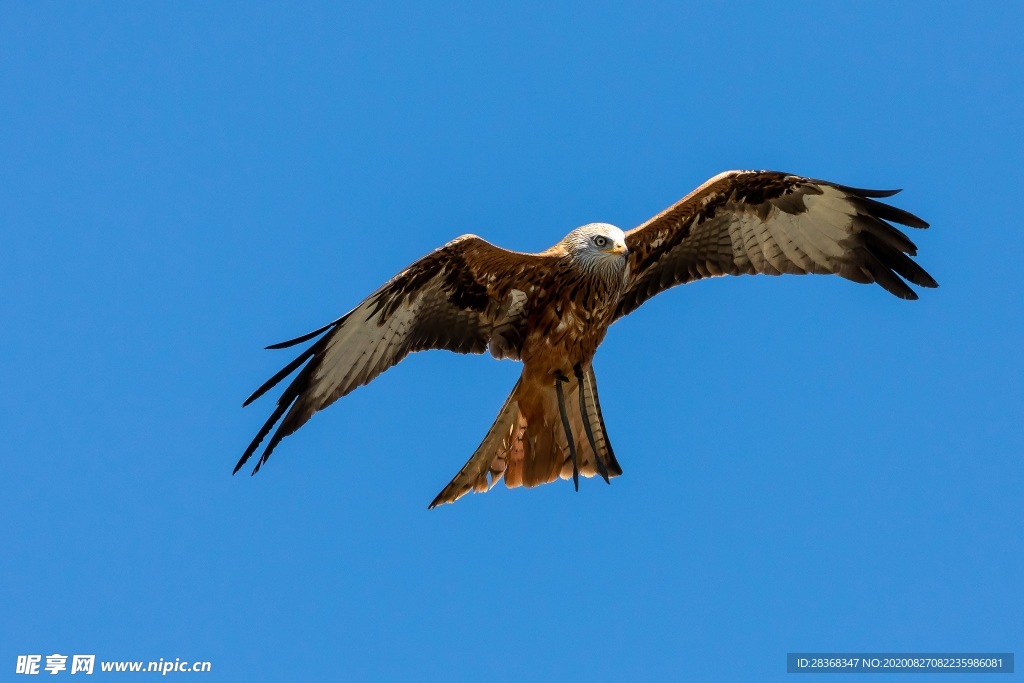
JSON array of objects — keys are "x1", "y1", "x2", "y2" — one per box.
[{"x1": 561, "y1": 223, "x2": 628, "y2": 277}]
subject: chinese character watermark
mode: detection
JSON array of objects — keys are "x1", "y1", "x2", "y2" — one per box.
[
  {"x1": 16, "y1": 655, "x2": 41, "y2": 675},
  {"x1": 70, "y1": 655, "x2": 95, "y2": 675}
]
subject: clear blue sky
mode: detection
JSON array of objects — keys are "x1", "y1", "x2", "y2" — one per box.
[{"x1": 3, "y1": 2, "x2": 1021, "y2": 681}]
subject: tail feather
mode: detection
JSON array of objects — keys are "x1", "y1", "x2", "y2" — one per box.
[
  {"x1": 428, "y1": 380, "x2": 522, "y2": 508},
  {"x1": 428, "y1": 366, "x2": 620, "y2": 508},
  {"x1": 577, "y1": 367, "x2": 622, "y2": 479}
]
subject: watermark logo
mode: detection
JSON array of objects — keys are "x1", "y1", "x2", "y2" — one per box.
[{"x1": 15, "y1": 654, "x2": 207, "y2": 675}]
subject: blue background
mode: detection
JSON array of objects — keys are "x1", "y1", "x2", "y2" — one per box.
[{"x1": 3, "y1": 2, "x2": 1021, "y2": 681}]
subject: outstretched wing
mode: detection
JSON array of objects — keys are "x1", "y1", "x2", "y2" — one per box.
[
  {"x1": 236, "y1": 235, "x2": 546, "y2": 475},
  {"x1": 615, "y1": 170, "x2": 937, "y2": 319}
]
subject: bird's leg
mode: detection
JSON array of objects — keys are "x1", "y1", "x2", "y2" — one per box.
[
  {"x1": 574, "y1": 364, "x2": 610, "y2": 484},
  {"x1": 553, "y1": 371, "x2": 579, "y2": 491}
]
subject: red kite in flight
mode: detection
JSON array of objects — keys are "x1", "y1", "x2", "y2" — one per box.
[{"x1": 236, "y1": 170, "x2": 936, "y2": 507}]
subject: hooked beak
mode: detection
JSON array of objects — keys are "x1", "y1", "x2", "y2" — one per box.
[{"x1": 605, "y1": 242, "x2": 628, "y2": 256}]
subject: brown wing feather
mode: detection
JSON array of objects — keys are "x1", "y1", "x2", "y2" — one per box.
[
  {"x1": 615, "y1": 170, "x2": 937, "y2": 319},
  {"x1": 236, "y1": 235, "x2": 552, "y2": 475}
]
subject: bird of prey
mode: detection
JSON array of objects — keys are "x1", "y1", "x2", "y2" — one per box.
[{"x1": 236, "y1": 170, "x2": 936, "y2": 507}]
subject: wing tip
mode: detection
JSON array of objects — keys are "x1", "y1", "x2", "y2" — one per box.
[
  {"x1": 265, "y1": 319, "x2": 340, "y2": 350},
  {"x1": 243, "y1": 345, "x2": 319, "y2": 408},
  {"x1": 235, "y1": 397, "x2": 295, "y2": 478},
  {"x1": 427, "y1": 488, "x2": 457, "y2": 509}
]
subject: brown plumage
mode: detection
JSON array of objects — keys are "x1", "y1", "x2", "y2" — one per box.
[{"x1": 236, "y1": 170, "x2": 937, "y2": 507}]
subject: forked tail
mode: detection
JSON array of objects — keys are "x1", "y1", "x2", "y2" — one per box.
[{"x1": 428, "y1": 366, "x2": 622, "y2": 508}]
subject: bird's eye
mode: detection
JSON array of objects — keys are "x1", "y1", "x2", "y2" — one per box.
[{"x1": 594, "y1": 236, "x2": 608, "y2": 247}]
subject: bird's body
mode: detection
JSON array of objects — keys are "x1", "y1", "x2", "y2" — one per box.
[
  {"x1": 517, "y1": 229, "x2": 629, "y2": 375},
  {"x1": 237, "y1": 170, "x2": 937, "y2": 507}
]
